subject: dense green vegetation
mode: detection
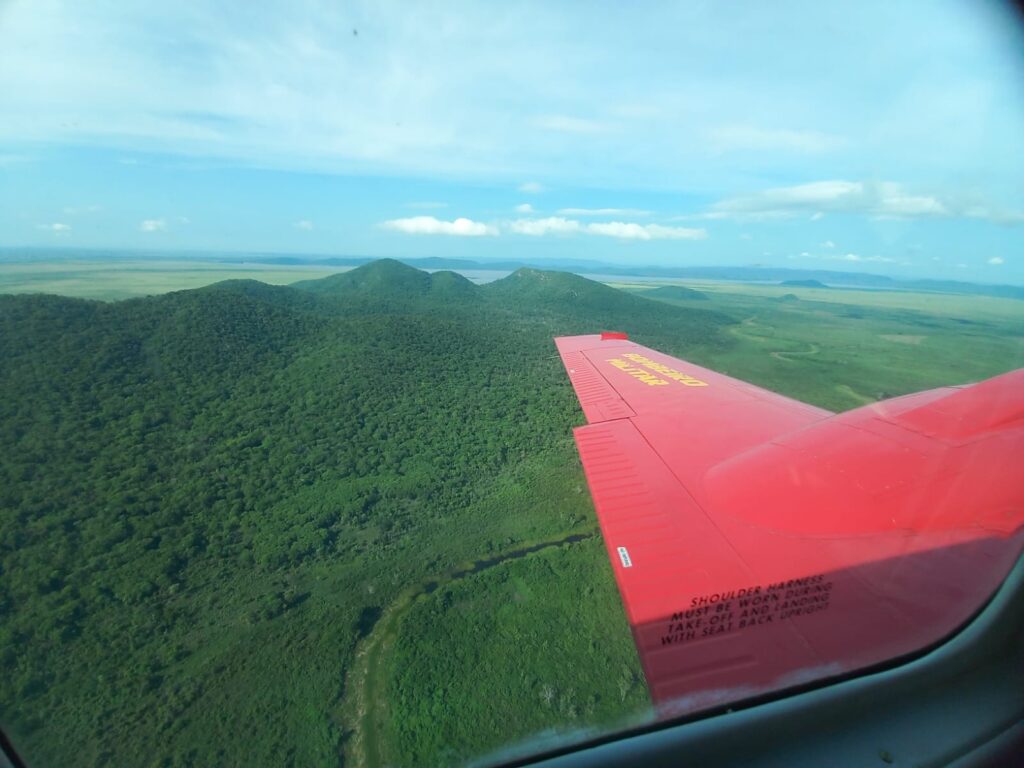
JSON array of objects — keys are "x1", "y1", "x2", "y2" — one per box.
[
  {"x1": 0, "y1": 261, "x2": 729, "y2": 767},
  {"x1": 641, "y1": 285, "x2": 708, "y2": 301},
  {"x1": 386, "y1": 538, "x2": 647, "y2": 768},
  {"x1": 2, "y1": 258, "x2": 1021, "y2": 767}
]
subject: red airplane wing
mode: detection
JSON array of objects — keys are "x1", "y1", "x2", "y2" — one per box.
[{"x1": 556, "y1": 333, "x2": 1024, "y2": 713}]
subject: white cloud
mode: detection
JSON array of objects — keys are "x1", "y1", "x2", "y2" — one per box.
[
  {"x1": 871, "y1": 186, "x2": 947, "y2": 217},
  {"x1": 381, "y1": 216, "x2": 497, "y2": 236},
  {"x1": 533, "y1": 115, "x2": 609, "y2": 134},
  {"x1": 514, "y1": 203, "x2": 536, "y2": 214},
  {"x1": 716, "y1": 180, "x2": 864, "y2": 213},
  {"x1": 963, "y1": 207, "x2": 1024, "y2": 225},
  {"x1": 557, "y1": 207, "x2": 651, "y2": 217},
  {"x1": 828, "y1": 252, "x2": 895, "y2": 263},
  {"x1": 708, "y1": 124, "x2": 845, "y2": 153},
  {"x1": 139, "y1": 218, "x2": 166, "y2": 232},
  {"x1": 518, "y1": 182, "x2": 544, "y2": 194},
  {"x1": 37, "y1": 222, "x2": 70, "y2": 232},
  {"x1": 2, "y1": 1, "x2": 1022, "y2": 205},
  {"x1": 707, "y1": 179, "x2": 1024, "y2": 224},
  {"x1": 988, "y1": 256, "x2": 1005, "y2": 265},
  {"x1": 508, "y1": 217, "x2": 706, "y2": 240},
  {"x1": 796, "y1": 249, "x2": 897, "y2": 264},
  {"x1": 294, "y1": 219, "x2": 314, "y2": 230},
  {"x1": 821, "y1": 239, "x2": 836, "y2": 248},
  {"x1": 585, "y1": 221, "x2": 707, "y2": 240},
  {"x1": 509, "y1": 217, "x2": 581, "y2": 236}
]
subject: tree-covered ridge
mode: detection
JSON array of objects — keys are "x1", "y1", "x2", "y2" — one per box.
[
  {"x1": 640, "y1": 285, "x2": 708, "y2": 301},
  {"x1": 0, "y1": 261, "x2": 730, "y2": 767}
]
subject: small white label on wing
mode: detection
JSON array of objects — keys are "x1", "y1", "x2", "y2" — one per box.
[{"x1": 617, "y1": 546, "x2": 633, "y2": 568}]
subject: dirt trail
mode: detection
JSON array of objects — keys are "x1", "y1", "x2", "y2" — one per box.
[
  {"x1": 731, "y1": 316, "x2": 821, "y2": 363},
  {"x1": 342, "y1": 531, "x2": 594, "y2": 767}
]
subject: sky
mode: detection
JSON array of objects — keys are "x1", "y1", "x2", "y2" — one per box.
[{"x1": 2, "y1": 1, "x2": 1024, "y2": 283}]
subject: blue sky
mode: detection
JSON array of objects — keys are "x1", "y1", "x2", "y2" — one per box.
[{"x1": 2, "y1": 1, "x2": 1024, "y2": 282}]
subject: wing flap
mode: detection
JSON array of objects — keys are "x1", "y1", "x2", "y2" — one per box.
[
  {"x1": 559, "y1": 347, "x2": 636, "y2": 423},
  {"x1": 575, "y1": 417, "x2": 836, "y2": 705}
]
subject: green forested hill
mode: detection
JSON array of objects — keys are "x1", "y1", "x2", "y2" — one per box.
[
  {"x1": 291, "y1": 259, "x2": 482, "y2": 310},
  {"x1": 0, "y1": 261, "x2": 731, "y2": 767},
  {"x1": 640, "y1": 285, "x2": 708, "y2": 301}
]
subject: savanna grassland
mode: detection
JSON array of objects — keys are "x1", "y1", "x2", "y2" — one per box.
[
  {"x1": 0, "y1": 257, "x2": 344, "y2": 300},
  {"x1": 623, "y1": 280, "x2": 1024, "y2": 411},
  {"x1": 1, "y1": 259, "x2": 1022, "y2": 768}
]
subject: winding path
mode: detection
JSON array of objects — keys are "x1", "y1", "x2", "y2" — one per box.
[
  {"x1": 343, "y1": 531, "x2": 595, "y2": 767},
  {"x1": 731, "y1": 315, "x2": 821, "y2": 363}
]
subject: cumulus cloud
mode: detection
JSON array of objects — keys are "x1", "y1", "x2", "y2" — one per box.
[
  {"x1": 518, "y1": 181, "x2": 544, "y2": 194},
  {"x1": 294, "y1": 219, "x2": 313, "y2": 230},
  {"x1": 964, "y1": 208, "x2": 1024, "y2": 225},
  {"x1": 381, "y1": 216, "x2": 497, "y2": 236},
  {"x1": 508, "y1": 217, "x2": 705, "y2": 240},
  {"x1": 795, "y1": 249, "x2": 897, "y2": 264},
  {"x1": 827, "y1": 253, "x2": 895, "y2": 263},
  {"x1": 585, "y1": 221, "x2": 706, "y2": 240},
  {"x1": 37, "y1": 222, "x2": 70, "y2": 232},
  {"x1": 988, "y1": 256, "x2": 1005, "y2": 265},
  {"x1": 514, "y1": 203, "x2": 536, "y2": 214},
  {"x1": 557, "y1": 207, "x2": 651, "y2": 217},
  {"x1": 821, "y1": 239, "x2": 836, "y2": 248},
  {"x1": 509, "y1": 217, "x2": 581, "y2": 236},
  {"x1": 707, "y1": 179, "x2": 1024, "y2": 224},
  {"x1": 708, "y1": 124, "x2": 845, "y2": 153},
  {"x1": 714, "y1": 180, "x2": 870, "y2": 215},
  {"x1": 139, "y1": 218, "x2": 166, "y2": 232}
]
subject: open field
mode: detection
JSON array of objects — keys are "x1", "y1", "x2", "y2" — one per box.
[
  {"x1": 0, "y1": 259, "x2": 346, "y2": 300},
  {"x1": 610, "y1": 279, "x2": 1024, "y2": 322},
  {"x1": 617, "y1": 281, "x2": 1024, "y2": 412}
]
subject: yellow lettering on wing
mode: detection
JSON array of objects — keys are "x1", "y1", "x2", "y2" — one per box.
[
  {"x1": 621, "y1": 353, "x2": 708, "y2": 387},
  {"x1": 607, "y1": 358, "x2": 669, "y2": 386}
]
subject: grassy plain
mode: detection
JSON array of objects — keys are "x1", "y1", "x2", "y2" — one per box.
[
  {"x1": 0, "y1": 258, "x2": 345, "y2": 300},
  {"x1": 618, "y1": 281, "x2": 1024, "y2": 412}
]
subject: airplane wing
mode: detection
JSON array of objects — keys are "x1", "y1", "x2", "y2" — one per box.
[{"x1": 556, "y1": 333, "x2": 1024, "y2": 712}]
